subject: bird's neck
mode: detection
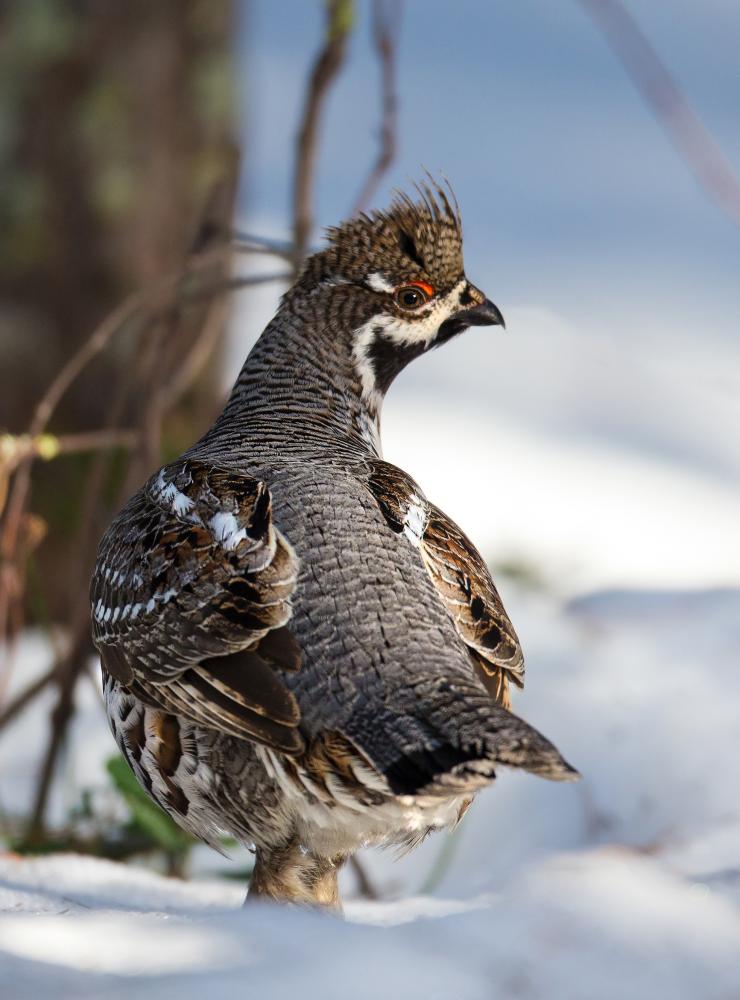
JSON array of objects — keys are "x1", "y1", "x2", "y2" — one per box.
[{"x1": 205, "y1": 301, "x2": 384, "y2": 463}]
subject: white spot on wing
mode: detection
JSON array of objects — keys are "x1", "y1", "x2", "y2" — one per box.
[
  {"x1": 402, "y1": 494, "x2": 428, "y2": 547},
  {"x1": 209, "y1": 511, "x2": 248, "y2": 551},
  {"x1": 153, "y1": 470, "x2": 196, "y2": 517}
]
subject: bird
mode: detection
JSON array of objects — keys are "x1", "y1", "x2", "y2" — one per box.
[{"x1": 91, "y1": 180, "x2": 578, "y2": 911}]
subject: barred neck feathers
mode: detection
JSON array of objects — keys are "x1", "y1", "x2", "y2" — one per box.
[
  {"x1": 202, "y1": 179, "x2": 503, "y2": 464},
  {"x1": 214, "y1": 289, "x2": 385, "y2": 460}
]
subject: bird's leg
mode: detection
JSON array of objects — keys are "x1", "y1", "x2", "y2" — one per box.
[{"x1": 246, "y1": 838, "x2": 346, "y2": 912}]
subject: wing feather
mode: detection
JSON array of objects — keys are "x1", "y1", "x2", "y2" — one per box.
[
  {"x1": 91, "y1": 459, "x2": 303, "y2": 753},
  {"x1": 366, "y1": 459, "x2": 524, "y2": 706}
]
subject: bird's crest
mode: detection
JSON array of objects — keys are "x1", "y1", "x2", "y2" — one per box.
[{"x1": 300, "y1": 176, "x2": 465, "y2": 292}]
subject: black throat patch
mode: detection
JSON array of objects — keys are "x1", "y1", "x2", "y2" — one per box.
[{"x1": 366, "y1": 325, "x2": 430, "y2": 396}]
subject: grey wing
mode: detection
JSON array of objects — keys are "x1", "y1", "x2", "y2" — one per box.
[
  {"x1": 360, "y1": 460, "x2": 579, "y2": 794},
  {"x1": 366, "y1": 460, "x2": 524, "y2": 707},
  {"x1": 91, "y1": 459, "x2": 304, "y2": 754}
]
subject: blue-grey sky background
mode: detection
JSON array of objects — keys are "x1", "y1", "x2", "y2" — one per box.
[{"x1": 229, "y1": 0, "x2": 740, "y2": 593}]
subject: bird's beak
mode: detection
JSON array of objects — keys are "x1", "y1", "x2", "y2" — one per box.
[
  {"x1": 463, "y1": 287, "x2": 505, "y2": 328},
  {"x1": 438, "y1": 287, "x2": 506, "y2": 340},
  {"x1": 464, "y1": 297, "x2": 505, "y2": 328}
]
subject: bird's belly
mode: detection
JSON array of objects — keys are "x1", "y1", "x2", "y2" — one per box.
[
  {"x1": 258, "y1": 745, "x2": 474, "y2": 858},
  {"x1": 105, "y1": 676, "x2": 479, "y2": 860}
]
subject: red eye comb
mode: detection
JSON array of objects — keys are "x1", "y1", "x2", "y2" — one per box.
[{"x1": 407, "y1": 280, "x2": 435, "y2": 297}]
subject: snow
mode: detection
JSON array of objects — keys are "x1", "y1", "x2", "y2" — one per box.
[
  {"x1": 1, "y1": 586, "x2": 739, "y2": 997},
  {"x1": 1, "y1": 850, "x2": 739, "y2": 999}
]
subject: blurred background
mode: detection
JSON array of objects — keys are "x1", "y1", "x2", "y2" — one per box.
[{"x1": 0, "y1": 0, "x2": 738, "y2": 907}]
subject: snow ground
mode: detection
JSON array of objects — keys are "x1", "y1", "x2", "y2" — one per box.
[
  {"x1": 1, "y1": 585, "x2": 739, "y2": 998},
  {"x1": 2, "y1": 847, "x2": 739, "y2": 1000}
]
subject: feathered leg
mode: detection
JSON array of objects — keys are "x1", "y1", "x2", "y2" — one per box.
[{"x1": 246, "y1": 838, "x2": 345, "y2": 911}]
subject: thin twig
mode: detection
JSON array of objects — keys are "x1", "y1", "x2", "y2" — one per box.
[
  {"x1": 231, "y1": 233, "x2": 297, "y2": 262},
  {"x1": 195, "y1": 272, "x2": 291, "y2": 297},
  {"x1": 26, "y1": 624, "x2": 89, "y2": 839},
  {"x1": 157, "y1": 272, "x2": 290, "y2": 410},
  {"x1": 0, "y1": 666, "x2": 57, "y2": 731},
  {"x1": 351, "y1": 0, "x2": 401, "y2": 215},
  {"x1": 23, "y1": 253, "x2": 223, "y2": 443},
  {"x1": 0, "y1": 430, "x2": 137, "y2": 475},
  {"x1": 292, "y1": 0, "x2": 354, "y2": 268},
  {"x1": 577, "y1": 0, "x2": 740, "y2": 230},
  {"x1": 159, "y1": 295, "x2": 232, "y2": 413},
  {"x1": 350, "y1": 855, "x2": 379, "y2": 900}
]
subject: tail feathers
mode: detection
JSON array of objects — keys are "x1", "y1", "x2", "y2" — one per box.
[
  {"x1": 362, "y1": 682, "x2": 579, "y2": 796},
  {"x1": 481, "y1": 707, "x2": 580, "y2": 782},
  {"x1": 420, "y1": 677, "x2": 580, "y2": 786}
]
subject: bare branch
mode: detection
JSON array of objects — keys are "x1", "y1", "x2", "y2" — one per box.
[
  {"x1": 292, "y1": 0, "x2": 354, "y2": 268},
  {"x1": 349, "y1": 855, "x2": 379, "y2": 899},
  {"x1": 22, "y1": 244, "x2": 235, "y2": 446},
  {"x1": 144, "y1": 271, "x2": 290, "y2": 431},
  {"x1": 0, "y1": 430, "x2": 138, "y2": 475},
  {"x1": 214, "y1": 272, "x2": 292, "y2": 292},
  {"x1": 231, "y1": 232, "x2": 297, "y2": 262},
  {"x1": 0, "y1": 666, "x2": 57, "y2": 732},
  {"x1": 160, "y1": 297, "x2": 232, "y2": 414},
  {"x1": 578, "y1": 0, "x2": 740, "y2": 230},
  {"x1": 351, "y1": 0, "x2": 402, "y2": 215},
  {"x1": 26, "y1": 625, "x2": 90, "y2": 839}
]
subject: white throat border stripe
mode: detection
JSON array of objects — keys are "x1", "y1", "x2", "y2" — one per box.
[{"x1": 351, "y1": 278, "x2": 468, "y2": 413}]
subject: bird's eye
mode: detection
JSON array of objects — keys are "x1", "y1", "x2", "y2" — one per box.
[{"x1": 394, "y1": 282, "x2": 434, "y2": 310}]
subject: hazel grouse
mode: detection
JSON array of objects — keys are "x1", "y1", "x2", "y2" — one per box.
[{"x1": 91, "y1": 182, "x2": 577, "y2": 910}]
